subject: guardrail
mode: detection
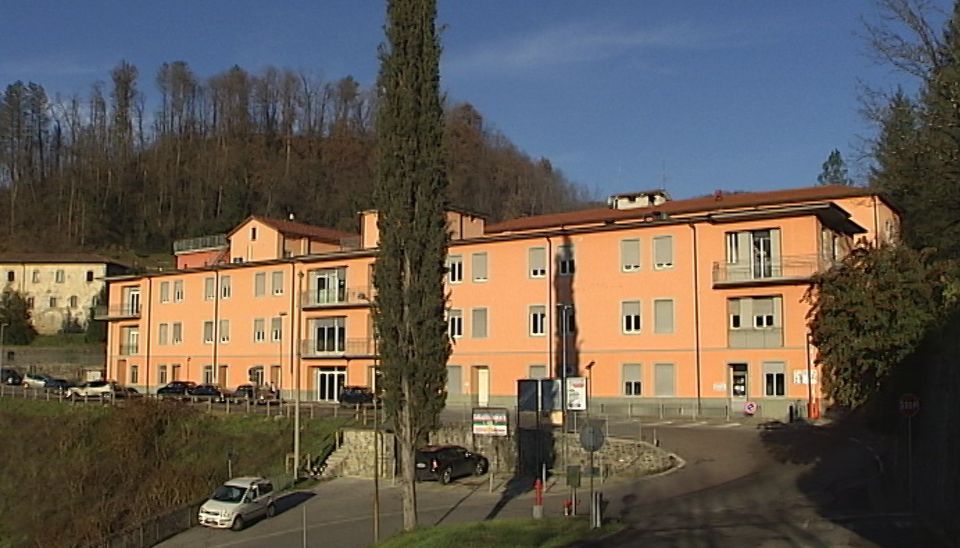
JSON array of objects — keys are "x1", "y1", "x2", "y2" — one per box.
[
  {"x1": 94, "y1": 304, "x2": 141, "y2": 320},
  {"x1": 173, "y1": 234, "x2": 227, "y2": 254},
  {"x1": 301, "y1": 287, "x2": 375, "y2": 308},
  {"x1": 712, "y1": 254, "x2": 836, "y2": 285},
  {"x1": 301, "y1": 338, "x2": 377, "y2": 357}
]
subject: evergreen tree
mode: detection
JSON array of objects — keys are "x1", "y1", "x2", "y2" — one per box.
[
  {"x1": 84, "y1": 287, "x2": 108, "y2": 343},
  {"x1": 372, "y1": 0, "x2": 450, "y2": 531},
  {"x1": 0, "y1": 289, "x2": 38, "y2": 345},
  {"x1": 817, "y1": 149, "x2": 854, "y2": 186}
]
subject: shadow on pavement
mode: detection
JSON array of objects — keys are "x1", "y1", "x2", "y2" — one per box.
[
  {"x1": 484, "y1": 475, "x2": 535, "y2": 520},
  {"x1": 274, "y1": 491, "x2": 316, "y2": 516}
]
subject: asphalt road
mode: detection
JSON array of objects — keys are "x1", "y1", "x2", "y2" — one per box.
[{"x1": 158, "y1": 417, "x2": 940, "y2": 547}]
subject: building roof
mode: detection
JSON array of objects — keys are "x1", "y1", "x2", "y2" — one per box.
[
  {"x1": 486, "y1": 185, "x2": 890, "y2": 234},
  {"x1": 230, "y1": 216, "x2": 357, "y2": 245},
  {"x1": 0, "y1": 252, "x2": 127, "y2": 266}
]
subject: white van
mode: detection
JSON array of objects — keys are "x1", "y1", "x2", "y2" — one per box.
[{"x1": 198, "y1": 477, "x2": 276, "y2": 530}]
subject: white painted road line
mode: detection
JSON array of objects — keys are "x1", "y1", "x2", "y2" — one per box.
[
  {"x1": 648, "y1": 420, "x2": 674, "y2": 425},
  {"x1": 716, "y1": 422, "x2": 741, "y2": 428},
  {"x1": 677, "y1": 421, "x2": 708, "y2": 428}
]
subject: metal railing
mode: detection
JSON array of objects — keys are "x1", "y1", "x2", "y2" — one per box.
[
  {"x1": 94, "y1": 303, "x2": 142, "y2": 320},
  {"x1": 173, "y1": 234, "x2": 227, "y2": 254},
  {"x1": 301, "y1": 338, "x2": 377, "y2": 357},
  {"x1": 712, "y1": 254, "x2": 836, "y2": 285},
  {"x1": 119, "y1": 344, "x2": 140, "y2": 356},
  {"x1": 301, "y1": 287, "x2": 375, "y2": 308}
]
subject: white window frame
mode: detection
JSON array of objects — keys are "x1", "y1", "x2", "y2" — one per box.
[
  {"x1": 622, "y1": 300, "x2": 642, "y2": 334},
  {"x1": 620, "y1": 238, "x2": 641, "y2": 272},
  {"x1": 159, "y1": 281, "x2": 170, "y2": 303},
  {"x1": 272, "y1": 271, "x2": 284, "y2": 295},
  {"x1": 725, "y1": 232, "x2": 739, "y2": 264},
  {"x1": 254, "y1": 318, "x2": 265, "y2": 343},
  {"x1": 254, "y1": 272, "x2": 266, "y2": 297},
  {"x1": 529, "y1": 247, "x2": 547, "y2": 278},
  {"x1": 472, "y1": 252, "x2": 488, "y2": 282},
  {"x1": 173, "y1": 280, "x2": 184, "y2": 302},
  {"x1": 557, "y1": 245, "x2": 575, "y2": 276},
  {"x1": 529, "y1": 305, "x2": 546, "y2": 336},
  {"x1": 172, "y1": 322, "x2": 183, "y2": 344},
  {"x1": 219, "y1": 320, "x2": 230, "y2": 343},
  {"x1": 203, "y1": 321, "x2": 214, "y2": 344},
  {"x1": 221, "y1": 276, "x2": 232, "y2": 299},
  {"x1": 447, "y1": 255, "x2": 464, "y2": 284},
  {"x1": 653, "y1": 235, "x2": 674, "y2": 270},
  {"x1": 447, "y1": 309, "x2": 463, "y2": 339}
]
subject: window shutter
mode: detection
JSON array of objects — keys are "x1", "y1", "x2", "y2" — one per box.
[
  {"x1": 654, "y1": 236, "x2": 673, "y2": 268},
  {"x1": 471, "y1": 308, "x2": 488, "y2": 338},
  {"x1": 529, "y1": 247, "x2": 546, "y2": 277},
  {"x1": 621, "y1": 239, "x2": 641, "y2": 271},
  {"x1": 654, "y1": 299, "x2": 674, "y2": 333},
  {"x1": 472, "y1": 252, "x2": 488, "y2": 281}
]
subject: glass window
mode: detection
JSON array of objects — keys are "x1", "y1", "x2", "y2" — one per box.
[
  {"x1": 49, "y1": 297, "x2": 57, "y2": 308},
  {"x1": 69, "y1": 296, "x2": 78, "y2": 308},
  {"x1": 158, "y1": 323, "x2": 169, "y2": 345},
  {"x1": 447, "y1": 255, "x2": 463, "y2": 283},
  {"x1": 172, "y1": 322, "x2": 183, "y2": 344},
  {"x1": 764, "y1": 361, "x2": 786, "y2": 397},
  {"x1": 203, "y1": 366, "x2": 215, "y2": 385},
  {"x1": 254, "y1": 273, "x2": 266, "y2": 297},
  {"x1": 272, "y1": 317, "x2": 282, "y2": 342},
  {"x1": 622, "y1": 363, "x2": 642, "y2": 396},
  {"x1": 529, "y1": 305, "x2": 546, "y2": 336},
  {"x1": 653, "y1": 236, "x2": 674, "y2": 270},
  {"x1": 529, "y1": 247, "x2": 546, "y2": 278},
  {"x1": 158, "y1": 365, "x2": 168, "y2": 385},
  {"x1": 221, "y1": 276, "x2": 232, "y2": 299},
  {"x1": 173, "y1": 280, "x2": 184, "y2": 302},
  {"x1": 472, "y1": 252, "x2": 488, "y2": 282},
  {"x1": 204, "y1": 277, "x2": 215, "y2": 300},
  {"x1": 622, "y1": 301, "x2": 642, "y2": 333},
  {"x1": 32, "y1": 270, "x2": 40, "y2": 283},
  {"x1": 314, "y1": 317, "x2": 346, "y2": 353},
  {"x1": 254, "y1": 318, "x2": 265, "y2": 342},
  {"x1": 86, "y1": 270, "x2": 94, "y2": 282},
  {"x1": 203, "y1": 321, "x2": 214, "y2": 344},
  {"x1": 130, "y1": 365, "x2": 139, "y2": 384},
  {"x1": 621, "y1": 239, "x2": 641, "y2": 271},
  {"x1": 219, "y1": 320, "x2": 230, "y2": 343},
  {"x1": 447, "y1": 309, "x2": 463, "y2": 339},
  {"x1": 272, "y1": 271, "x2": 284, "y2": 295},
  {"x1": 159, "y1": 282, "x2": 170, "y2": 303},
  {"x1": 557, "y1": 245, "x2": 575, "y2": 276},
  {"x1": 55, "y1": 269, "x2": 65, "y2": 283}
]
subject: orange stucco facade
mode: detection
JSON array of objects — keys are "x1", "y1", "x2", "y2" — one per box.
[{"x1": 104, "y1": 185, "x2": 898, "y2": 419}]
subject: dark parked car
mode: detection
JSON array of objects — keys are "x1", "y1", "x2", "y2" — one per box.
[
  {"x1": 1, "y1": 368, "x2": 22, "y2": 386},
  {"x1": 188, "y1": 384, "x2": 227, "y2": 402},
  {"x1": 233, "y1": 384, "x2": 281, "y2": 405},
  {"x1": 157, "y1": 381, "x2": 197, "y2": 399},
  {"x1": 415, "y1": 445, "x2": 488, "y2": 484},
  {"x1": 43, "y1": 378, "x2": 76, "y2": 393},
  {"x1": 338, "y1": 386, "x2": 375, "y2": 407},
  {"x1": 113, "y1": 385, "x2": 141, "y2": 398}
]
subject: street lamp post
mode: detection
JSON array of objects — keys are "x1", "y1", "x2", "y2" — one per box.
[
  {"x1": 372, "y1": 358, "x2": 380, "y2": 543},
  {"x1": 293, "y1": 272, "x2": 304, "y2": 483},
  {"x1": 557, "y1": 304, "x2": 572, "y2": 466},
  {"x1": 279, "y1": 311, "x2": 288, "y2": 393},
  {"x1": 0, "y1": 322, "x2": 8, "y2": 381}
]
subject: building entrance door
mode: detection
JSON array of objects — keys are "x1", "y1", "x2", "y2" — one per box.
[
  {"x1": 729, "y1": 363, "x2": 748, "y2": 401},
  {"x1": 473, "y1": 366, "x2": 490, "y2": 407},
  {"x1": 315, "y1": 367, "x2": 346, "y2": 402}
]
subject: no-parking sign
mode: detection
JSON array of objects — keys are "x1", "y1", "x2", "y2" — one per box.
[{"x1": 743, "y1": 401, "x2": 758, "y2": 415}]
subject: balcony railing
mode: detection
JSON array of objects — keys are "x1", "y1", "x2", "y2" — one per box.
[
  {"x1": 301, "y1": 338, "x2": 378, "y2": 358},
  {"x1": 94, "y1": 303, "x2": 142, "y2": 320},
  {"x1": 712, "y1": 254, "x2": 836, "y2": 286},
  {"x1": 301, "y1": 287, "x2": 376, "y2": 308},
  {"x1": 119, "y1": 344, "x2": 140, "y2": 356},
  {"x1": 173, "y1": 233, "x2": 228, "y2": 254}
]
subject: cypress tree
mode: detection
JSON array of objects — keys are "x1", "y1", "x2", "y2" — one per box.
[{"x1": 372, "y1": 0, "x2": 450, "y2": 531}]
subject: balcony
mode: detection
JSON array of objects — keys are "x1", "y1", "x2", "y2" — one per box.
[
  {"x1": 301, "y1": 287, "x2": 376, "y2": 309},
  {"x1": 94, "y1": 303, "x2": 142, "y2": 320},
  {"x1": 119, "y1": 344, "x2": 140, "y2": 356},
  {"x1": 173, "y1": 233, "x2": 228, "y2": 254},
  {"x1": 301, "y1": 338, "x2": 378, "y2": 358},
  {"x1": 712, "y1": 255, "x2": 836, "y2": 287}
]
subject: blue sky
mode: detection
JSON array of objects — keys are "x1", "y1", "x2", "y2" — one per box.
[{"x1": 0, "y1": 1, "x2": 925, "y2": 200}]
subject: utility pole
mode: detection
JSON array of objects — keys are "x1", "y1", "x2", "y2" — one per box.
[
  {"x1": 293, "y1": 272, "x2": 304, "y2": 482},
  {"x1": 0, "y1": 322, "x2": 7, "y2": 378}
]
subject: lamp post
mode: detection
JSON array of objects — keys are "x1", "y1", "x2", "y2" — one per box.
[
  {"x1": 358, "y1": 292, "x2": 380, "y2": 543},
  {"x1": 557, "y1": 304, "x2": 572, "y2": 467},
  {"x1": 0, "y1": 322, "x2": 8, "y2": 381},
  {"x1": 293, "y1": 272, "x2": 304, "y2": 483},
  {"x1": 279, "y1": 311, "x2": 288, "y2": 392},
  {"x1": 585, "y1": 361, "x2": 596, "y2": 417}
]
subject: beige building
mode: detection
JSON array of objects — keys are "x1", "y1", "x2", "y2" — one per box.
[{"x1": 0, "y1": 254, "x2": 128, "y2": 334}]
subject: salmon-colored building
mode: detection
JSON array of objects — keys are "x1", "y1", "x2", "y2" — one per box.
[{"x1": 102, "y1": 185, "x2": 898, "y2": 419}]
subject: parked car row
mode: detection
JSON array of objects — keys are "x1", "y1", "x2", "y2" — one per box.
[{"x1": 156, "y1": 381, "x2": 282, "y2": 405}]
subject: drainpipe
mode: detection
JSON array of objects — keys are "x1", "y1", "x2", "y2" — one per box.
[
  {"x1": 288, "y1": 261, "x2": 297, "y2": 396},
  {"x1": 545, "y1": 235, "x2": 554, "y2": 381},
  {"x1": 213, "y1": 270, "x2": 220, "y2": 383},
  {"x1": 688, "y1": 223, "x2": 703, "y2": 415},
  {"x1": 145, "y1": 277, "x2": 152, "y2": 394}
]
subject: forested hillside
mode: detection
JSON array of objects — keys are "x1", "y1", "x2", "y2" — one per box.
[{"x1": 0, "y1": 61, "x2": 589, "y2": 254}]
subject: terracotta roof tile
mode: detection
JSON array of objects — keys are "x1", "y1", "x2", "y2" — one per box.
[
  {"x1": 232, "y1": 216, "x2": 357, "y2": 244},
  {"x1": 486, "y1": 185, "x2": 884, "y2": 233},
  {"x1": 0, "y1": 252, "x2": 127, "y2": 266}
]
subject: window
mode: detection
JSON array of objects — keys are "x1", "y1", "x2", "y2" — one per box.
[
  {"x1": 313, "y1": 268, "x2": 346, "y2": 304},
  {"x1": 250, "y1": 226, "x2": 258, "y2": 240},
  {"x1": 529, "y1": 305, "x2": 546, "y2": 336},
  {"x1": 158, "y1": 323, "x2": 169, "y2": 345},
  {"x1": 472, "y1": 252, "x2": 488, "y2": 282},
  {"x1": 26, "y1": 297, "x2": 34, "y2": 309},
  {"x1": 653, "y1": 236, "x2": 673, "y2": 270},
  {"x1": 725, "y1": 232, "x2": 739, "y2": 264},
  {"x1": 6, "y1": 271, "x2": 13, "y2": 282},
  {"x1": 447, "y1": 309, "x2": 463, "y2": 339},
  {"x1": 272, "y1": 271, "x2": 284, "y2": 295},
  {"x1": 728, "y1": 296, "x2": 783, "y2": 348},
  {"x1": 221, "y1": 276, "x2": 232, "y2": 299},
  {"x1": 203, "y1": 366, "x2": 215, "y2": 385},
  {"x1": 86, "y1": 270, "x2": 94, "y2": 282},
  {"x1": 159, "y1": 281, "x2": 170, "y2": 303},
  {"x1": 219, "y1": 320, "x2": 230, "y2": 343},
  {"x1": 471, "y1": 308, "x2": 488, "y2": 338},
  {"x1": 254, "y1": 272, "x2": 266, "y2": 297},
  {"x1": 271, "y1": 317, "x2": 282, "y2": 342},
  {"x1": 529, "y1": 365, "x2": 547, "y2": 379},
  {"x1": 622, "y1": 301, "x2": 642, "y2": 333},
  {"x1": 729, "y1": 300, "x2": 742, "y2": 329},
  {"x1": 55, "y1": 269, "x2": 65, "y2": 283},
  {"x1": 622, "y1": 364, "x2": 642, "y2": 396},
  {"x1": 447, "y1": 255, "x2": 463, "y2": 284},
  {"x1": 130, "y1": 365, "x2": 139, "y2": 384},
  {"x1": 270, "y1": 365, "x2": 280, "y2": 386},
  {"x1": 529, "y1": 247, "x2": 546, "y2": 278},
  {"x1": 753, "y1": 298, "x2": 776, "y2": 329},
  {"x1": 557, "y1": 306, "x2": 576, "y2": 334},
  {"x1": 158, "y1": 365, "x2": 168, "y2": 385},
  {"x1": 204, "y1": 277, "x2": 215, "y2": 300},
  {"x1": 69, "y1": 296, "x2": 78, "y2": 309},
  {"x1": 764, "y1": 362, "x2": 786, "y2": 396},
  {"x1": 172, "y1": 322, "x2": 183, "y2": 344},
  {"x1": 254, "y1": 319, "x2": 265, "y2": 342},
  {"x1": 654, "y1": 299, "x2": 674, "y2": 334},
  {"x1": 654, "y1": 363, "x2": 676, "y2": 396},
  {"x1": 621, "y1": 239, "x2": 641, "y2": 271},
  {"x1": 249, "y1": 366, "x2": 265, "y2": 386},
  {"x1": 203, "y1": 321, "x2": 214, "y2": 344},
  {"x1": 32, "y1": 270, "x2": 40, "y2": 283},
  {"x1": 49, "y1": 297, "x2": 57, "y2": 308},
  {"x1": 314, "y1": 317, "x2": 346, "y2": 353},
  {"x1": 173, "y1": 280, "x2": 184, "y2": 301},
  {"x1": 557, "y1": 245, "x2": 575, "y2": 275}
]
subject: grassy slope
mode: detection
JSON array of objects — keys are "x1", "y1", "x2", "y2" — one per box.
[{"x1": 379, "y1": 518, "x2": 623, "y2": 548}]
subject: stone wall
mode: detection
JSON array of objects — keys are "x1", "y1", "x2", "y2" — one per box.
[{"x1": 2, "y1": 345, "x2": 104, "y2": 379}]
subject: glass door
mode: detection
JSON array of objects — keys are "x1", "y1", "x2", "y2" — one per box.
[
  {"x1": 315, "y1": 367, "x2": 347, "y2": 402},
  {"x1": 752, "y1": 231, "x2": 772, "y2": 279}
]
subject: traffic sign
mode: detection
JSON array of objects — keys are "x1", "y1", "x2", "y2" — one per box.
[
  {"x1": 743, "y1": 401, "x2": 758, "y2": 415},
  {"x1": 579, "y1": 424, "x2": 605, "y2": 452},
  {"x1": 899, "y1": 393, "x2": 920, "y2": 418}
]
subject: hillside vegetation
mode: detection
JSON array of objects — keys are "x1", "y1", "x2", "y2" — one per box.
[{"x1": 0, "y1": 399, "x2": 345, "y2": 547}]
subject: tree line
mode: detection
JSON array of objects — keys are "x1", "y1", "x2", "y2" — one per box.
[{"x1": 0, "y1": 62, "x2": 589, "y2": 254}]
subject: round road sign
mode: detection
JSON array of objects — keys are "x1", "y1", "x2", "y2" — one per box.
[
  {"x1": 899, "y1": 393, "x2": 920, "y2": 418},
  {"x1": 579, "y1": 424, "x2": 606, "y2": 452},
  {"x1": 743, "y1": 401, "x2": 758, "y2": 415}
]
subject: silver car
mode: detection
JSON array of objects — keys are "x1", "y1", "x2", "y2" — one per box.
[{"x1": 198, "y1": 477, "x2": 276, "y2": 530}]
